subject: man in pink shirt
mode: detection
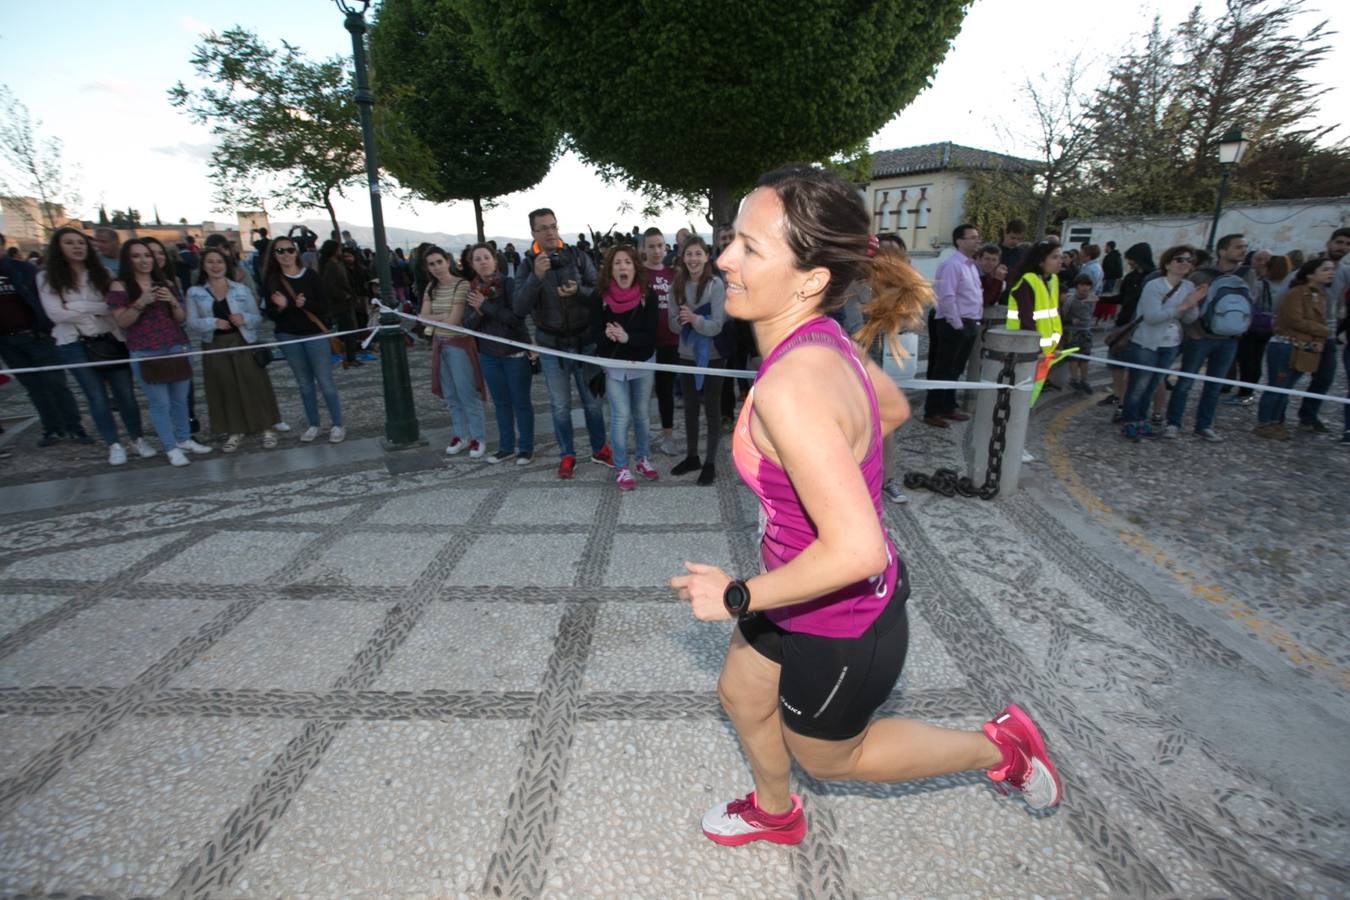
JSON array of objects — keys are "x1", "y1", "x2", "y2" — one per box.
[{"x1": 923, "y1": 223, "x2": 984, "y2": 427}]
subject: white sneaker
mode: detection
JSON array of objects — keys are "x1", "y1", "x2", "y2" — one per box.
[
  {"x1": 467, "y1": 440, "x2": 484, "y2": 459},
  {"x1": 1163, "y1": 425, "x2": 1180, "y2": 439},
  {"x1": 445, "y1": 437, "x2": 466, "y2": 456},
  {"x1": 132, "y1": 437, "x2": 158, "y2": 458},
  {"x1": 515, "y1": 453, "x2": 533, "y2": 466},
  {"x1": 178, "y1": 438, "x2": 213, "y2": 455},
  {"x1": 108, "y1": 443, "x2": 127, "y2": 466},
  {"x1": 700, "y1": 792, "x2": 806, "y2": 846},
  {"x1": 329, "y1": 426, "x2": 346, "y2": 444},
  {"x1": 167, "y1": 448, "x2": 191, "y2": 467},
  {"x1": 273, "y1": 421, "x2": 291, "y2": 432},
  {"x1": 300, "y1": 426, "x2": 321, "y2": 443},
  {"x1": 1196, "y1": 428, "x2": 1222, "y2": 443},
  {"x1": 1021, "y1": 450, "x2": 1035, "y2": 463}
]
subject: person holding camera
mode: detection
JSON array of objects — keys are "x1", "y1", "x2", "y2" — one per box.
[
  {"x1": 107, "y1": 239, "x2": 211, "y2": 467},
  {"x1": 513, "y1": 207, "x2": 611, "y2": 479}
]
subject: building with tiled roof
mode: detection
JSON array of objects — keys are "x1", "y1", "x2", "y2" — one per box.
[{"x1": 863, "y1": 142, "x2": 1039, "y2": 254}]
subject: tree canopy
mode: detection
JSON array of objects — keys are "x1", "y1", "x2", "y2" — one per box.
[
  {"x1": 168, "y1": 27, "x2": 366, "y2": 241},
  {"x1": 370, "y1": 0, "x2": 559, "y2": 242},
  {"x1": 457, "y1": 0, "x2": 970, "y2": 224}
]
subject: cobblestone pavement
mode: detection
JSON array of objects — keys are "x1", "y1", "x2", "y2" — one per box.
[{"x1": 0, "y1": 363, "x2": 1347, "y2": 897}]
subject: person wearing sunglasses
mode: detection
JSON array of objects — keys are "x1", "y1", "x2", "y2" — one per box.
[
  {"x1": 261, "y1": 238, "x2": 345, "y2": 444},
  {"x1": 1118, "y1": 245, "x2": 1207, "y2": 442}
]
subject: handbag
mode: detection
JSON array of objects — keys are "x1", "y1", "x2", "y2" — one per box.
[
  {"x1": 280, "y1": 277, "x2": 344, "y2": 354},
  {"x1": 81, "y1": 332, "x2": 130, "y2": 369},
  {"x1": 252, "y1": 345, "x2": 274, "y2": 368},
  {"x1": 1290, "y1": 341, "x2": 1324, "y2": 374},
  {"x1": 587, "y1": 368, "x2": 607, "y2": 399},
  {"x1": 1104, "y1": 317, "x2": 1142, "y2": 352},
  {"x1": 139, "y1": 352, "x2": 193, "y2": 384}
]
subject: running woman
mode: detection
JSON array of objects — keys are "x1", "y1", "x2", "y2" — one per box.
[{"x1": 670, "y1": 165, "x2": 1062, "y2": 847}]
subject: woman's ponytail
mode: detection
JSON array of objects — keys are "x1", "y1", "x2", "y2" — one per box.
[{"x1": 854, "y1": 253, "x2": 933, "y2": 360}]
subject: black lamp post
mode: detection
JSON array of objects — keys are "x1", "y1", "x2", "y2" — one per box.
[
  {"x1": 1205, "y1": 128, "x2": 1250, "y2": 253},
  {"x1": 335, "y1": 0, "x2": 423, "y2": 450}
]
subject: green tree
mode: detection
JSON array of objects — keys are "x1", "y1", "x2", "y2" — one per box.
[
  {"x1": 370, "y1": 0, "x2": 559, "y2": 242},
  {"x1": 457, "y1": 0, "x2": 970, "y2": 225},
  {"x1": 168, "y1": 27, "x2": 366, "y2": 242}
]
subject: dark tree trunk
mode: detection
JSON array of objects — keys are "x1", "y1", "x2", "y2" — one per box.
[
  {"x1": 323, "y1": 187, "x2": 340, "y2": 245},
  {"x1": 708, "y1": 183, "x2": 737, "y2": 229},
  {"x1": 473, "y1": 196, "x2": 486, "y2": 243}
]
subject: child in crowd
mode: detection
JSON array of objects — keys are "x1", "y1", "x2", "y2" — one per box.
[{"x1": 1063, "y1": 273, "x2": 1097, "y2": 393}]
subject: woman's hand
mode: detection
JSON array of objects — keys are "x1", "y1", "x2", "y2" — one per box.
[
  {"x1": 1182, "y1": 284, "x2": 1207, "y2": 309},
  {"x1": 228, "y1": 313, "x2": 245, "y2": 327},
  {"x1": 606, "y1": 322, "x2": 629, "y2": 343},
  {"x1": 294, "y1": 292, "x2": 306, "y2": 308},
  {"x1": 270, "y1": 291, "x2": 287, "y2": 309},
  {"x1": 677, "y1": 305, "x2": 696, "y2": 326},
  {"x1": 215, "y1": 318, "x2": 232, "y2": 330},
  {"x1": 670, "y1": 561, "x2": 732, "y2": 621},
  {"x1": 467, "y1": 290, "x2": 484, "y2": 311}
]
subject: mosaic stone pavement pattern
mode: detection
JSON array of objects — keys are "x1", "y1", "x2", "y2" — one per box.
[{"x1": 1, "y1": 386, "x2": 1348, "y2": 898}]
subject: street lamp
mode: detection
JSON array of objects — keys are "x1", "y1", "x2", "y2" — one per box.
[
  {"x1": 334, "y1": 0, "x2": 424, "y2": 450},
  {"x1": 1205, "y1": 128, "x2": 1250, "y2": 252}
]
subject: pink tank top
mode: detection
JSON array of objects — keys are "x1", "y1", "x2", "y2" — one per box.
[{"x1": 732, "y1": 316, "x2": 899, "y2": 638}]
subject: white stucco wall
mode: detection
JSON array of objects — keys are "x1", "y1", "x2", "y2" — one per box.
[{"x1": 1061, "y1": 198, "x2": 1350, "y2": 256}]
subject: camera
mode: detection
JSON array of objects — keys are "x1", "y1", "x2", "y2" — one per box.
[{"x1": 547, "y1": 246, "x2": 575, "y2": 272}]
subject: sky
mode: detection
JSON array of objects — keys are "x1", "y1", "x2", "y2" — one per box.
[{"x1": 1, "y1": 0, "x2": 1346, "y2": 243}]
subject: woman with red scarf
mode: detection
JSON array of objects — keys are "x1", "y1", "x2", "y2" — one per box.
[{"x1": 592, "y1": 244, "x2": 660, "y2": 491}]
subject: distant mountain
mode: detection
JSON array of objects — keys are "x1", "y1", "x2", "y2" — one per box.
[{"x1": 269, "y1": 219, "x2": 530, "y2": 252}]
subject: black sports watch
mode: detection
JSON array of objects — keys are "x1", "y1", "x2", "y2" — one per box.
[{"x1": 723, "y1": 579, "x2": 752, "y2": 618}]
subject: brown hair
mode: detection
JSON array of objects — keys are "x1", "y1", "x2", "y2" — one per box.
[
  {"x1": 597, "y1": 244, "x2": 643, "y2": 296},
  {"x1": 672, "y1": 235, "x2": 715, "y2": 306},
  {"x1": 43, "y1": 227, "x2": 112, "y2": 298},
  {"x1": 1159, "y1": 244, "x2": 1197, "y2": 269},
  {"x1": 1265, "y1": 254, "x2": 1291, "y2": 281},
  {"x1": 756, "y1": 164, "x2": 931, "y2": 353}
]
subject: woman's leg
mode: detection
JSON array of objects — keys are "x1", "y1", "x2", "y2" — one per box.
[
  {"x1": 438, "y1": 345, "x2": 468, "y2": 437},
  {"x1": 631, "y1": 371, "x2": 653, "y2": 462},
  {"x1": 446, "y1": 346, "x2": 485, "y2": 442},
  {"x1": 606, "y1": 376, "x2": 632, "y2": 469},
  {"x1": 105, "y1": 365, "x2": 146, "y2": 441},
  {"x1": 1257, "y1": 342, "x2": 1295, "y2": 425},
  {"x1": 654, "y1": 346, "x2": 677, "y2": 437},
  {"x1": 680, "y1": 372, "x2": 701, "y2": 459},
  {"x1": 60, "y1": 343, "x2": 119, "y2": 444},
  {"x1": 785, "y1": 718, "x2": 1001, "y2": 785},
  {"x1": 306, "y1": 337, "x2": 344, "y2": 426},
  {"x1": 277, "y1": 333, "x2": 321, "y2": 427},
  {"x1": 480, "y1": 355, "x2": 515, "y2": 452},
  {"x1": 702, "y1": 374, "x2": 724, "y2": 460},
  {"x1": 169, "y1": 377, "x2": 192, "y2": 445},
  {"x1": 507, "y1": 356, "x2": 535, "y2": 455},
  {"x1": 131, "y1": 361, "x2": 177, "y2": 450},
  {"x1": 717, "y1": 628, "x2": 794, "y2": 814}
]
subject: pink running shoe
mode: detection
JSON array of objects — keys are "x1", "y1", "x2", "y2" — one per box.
[
  {"x1": 983, "y1": 703, "x2": 1063, "y2": 809},
  {"x1": 635, "y1": 458, "x2": 659, "y2": 480},
  {"x1": 615, "y1": 467, "x2": 636, "y2": 491},
  {"x1": 701, "y1": 791, "x2": 806, "y2": 846}
]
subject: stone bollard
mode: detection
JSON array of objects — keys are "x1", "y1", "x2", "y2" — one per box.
[
  {"x1": 962, "y1": 328, "x2": 1041, "y2": 497},
  {"x1": 962, "y1": 304, "x2": 1010, "y2": 410}
]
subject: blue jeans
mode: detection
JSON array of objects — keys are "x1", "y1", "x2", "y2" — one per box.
[
  {"x1": 0, "y1": 332, "x2": 84, "y2": 436},
  {"x1": 1256, "y1": 341, "x2": 1305, "y2": 426},
  {"x1": 57, "y1": 340, "x2": 144, "y2": 445},
  {"x1": 437, "y1": 343, "x2": 486, "y2": 442},
  {"x1": 606, "y1": 370, "x2": 653, "y2": 469},
  {"x1": 539, "y1": 351, "x2": 605, "y2": 458},
  {"x1": 130, "y1": 344, "x2": 192, "y2": 450},
  {"x1": 1166, "y1": 337, "x2": 1240, "y2": 432},
  {"x1": 480, "y1": 354, "x2": 534, "y2": 454},
  {"x1": 1121, "y1": 342, "x2": 1179, "y2": 425},
  {"x1": 1297, "y1": 338, "x2": 1341, "y2": 424},
  {"x1": 1343, "y1": 342, "x2": 1350, "y2": 437},
  {"x1": 276, "y1": 332, "x2": 343, "y2": 427}
]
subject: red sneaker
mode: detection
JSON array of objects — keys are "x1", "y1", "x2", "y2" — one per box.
[
  {"x1": 590, "y1": 444, "x2": 614, "y2": 467},
  {"x1": 634, "y1": 458, "x2": 659, "y2": 481},
  {"x1": 983, "y1": 703, "x2": 1062, "y2": 809},
  {"x1": 557, "y1": 455, "x2": 577, "y2": 479},
  {"x1": 701, "y1": 791, "x2": 806, "y2": 846}
]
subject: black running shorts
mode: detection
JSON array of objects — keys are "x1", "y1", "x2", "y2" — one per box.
[{"x1": 739, "y1": 561, "x2": 911, "y2": 741}]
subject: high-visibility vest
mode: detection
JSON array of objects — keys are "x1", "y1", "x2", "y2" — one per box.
[{"x1": 1005, "y1": 273, "x2": 1062, "y2": 352}]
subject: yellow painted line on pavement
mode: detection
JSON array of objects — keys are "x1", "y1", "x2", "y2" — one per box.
[{"x1": 1043, "y1": 395, "x2": 1350, "y2": 691}]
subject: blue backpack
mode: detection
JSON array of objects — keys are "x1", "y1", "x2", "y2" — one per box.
[{"x1": 1199, "y1": 272, "x2": 1253, "y2": 337}]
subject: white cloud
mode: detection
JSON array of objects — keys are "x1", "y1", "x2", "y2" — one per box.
[
  {"x1": 177, "y1": 15, "x2": 213, "y2": 36},
  {"x1": 151, "y1": 141, "x2": 215, "y2": 162},
  {"x1": 78, "y1": 78, "x2": 141, "y2": 98}
]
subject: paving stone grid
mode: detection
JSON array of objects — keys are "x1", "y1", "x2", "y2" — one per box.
[{"x1": 0, "y1": 409, "x2": 1347, "y2": 900}]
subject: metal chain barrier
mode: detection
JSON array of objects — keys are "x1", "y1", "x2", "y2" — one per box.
[{"x1": 904, "y1": 351, "x2": 1023, "y2": 501}]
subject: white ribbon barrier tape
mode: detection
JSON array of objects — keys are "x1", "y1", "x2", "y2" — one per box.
[
  {"x1": 0, "y1": 328, "x2": 376, "y2": 377},
  {"x1": 1059, "y1": 347, "x2": 1350, "y2": 406},
  {"x1": 373, "y1": 302, "x2": 1035, "y2": 393}
]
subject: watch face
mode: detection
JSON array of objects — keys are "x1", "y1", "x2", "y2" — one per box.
[{"x1": 724, "y1": 582, "x2": 749, "y2": 614}]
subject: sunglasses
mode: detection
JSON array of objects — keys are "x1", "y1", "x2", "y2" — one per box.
[
  {"x1": 1172, "y1": 256, "x2": 1194, "y2": 264},
  {"x1": 274, "y1": 247, "x2": 297, "y2": 255}
]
